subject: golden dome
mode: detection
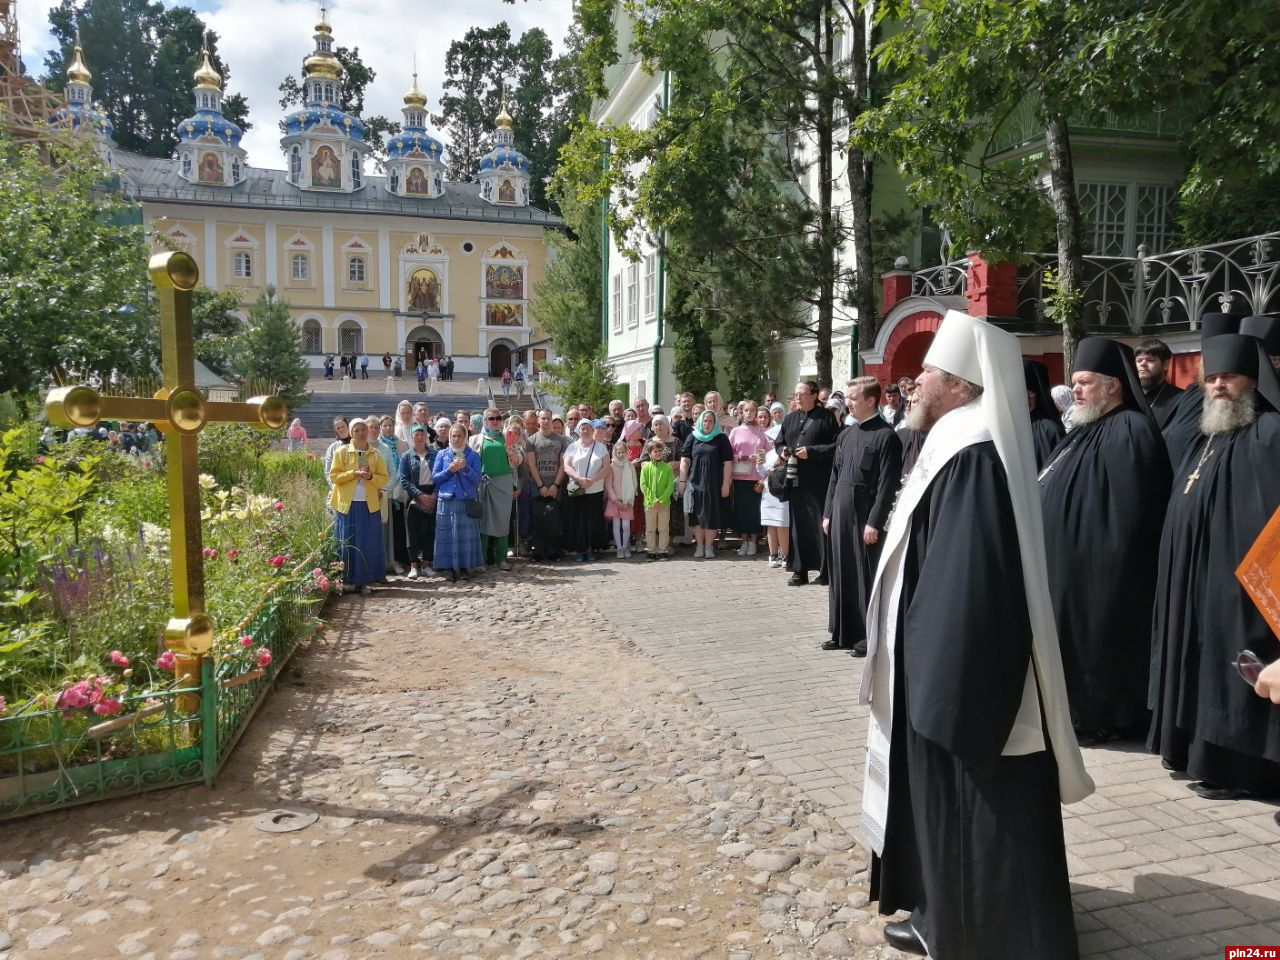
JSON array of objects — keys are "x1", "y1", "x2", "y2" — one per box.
[
  {"x1": 496, "y1": 103, "x2": 513, "y2": 131},
  {"x1": 66, "y1": 33, "x2": 92, "y2": 85},
  {"x1": 314, "y1": 6, "x2": 332, "y2": 35},
  {"x1": 404, "y1": 71, "x2": 427, "y2": 109},
  {"x1": 303, "y1": 50, "x2": 343, "y2": 80},
  {"x1": 193, "y1": 40, "x2": 222, "y2": 90}
]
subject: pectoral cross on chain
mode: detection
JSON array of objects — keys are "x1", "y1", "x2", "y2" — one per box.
[
  {"x1": 1183, "y1": 436, "x2": 1216, "y2": 495},
  {"x1": 45, "y1": 252, "x2": 287, "y2": 690}
]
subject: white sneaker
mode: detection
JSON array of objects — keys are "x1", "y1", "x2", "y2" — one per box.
[
  {"x1": 616, "y1": 548, "x2": 625, "y2": 559},
  {"x1": 406, "y1": 566, "x2": 419, "y2": 579},
  {"x1": 392, "y1": 563, "x2": 406, "y2": 575},
  {"x1": 694, "y1": 544, "x2": 706, "y2": 559},
  {"x1": 746, "y1": 542, "x2": 758, "y2": 556},
  {"x1": 624, "y1": 547, "x2": 632, "y2": 558},
  {"x1": 736, "y1": 543, "x2": 749, "y2": 557}
]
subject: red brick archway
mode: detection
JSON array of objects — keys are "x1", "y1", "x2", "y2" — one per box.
[{"x1": 863, "y1": 310, "x2": 943, "y2": 384}]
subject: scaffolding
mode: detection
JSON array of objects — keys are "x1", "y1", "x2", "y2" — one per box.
[{"x1": 0, "y1": 0, "x2": 60, "y2": 140}]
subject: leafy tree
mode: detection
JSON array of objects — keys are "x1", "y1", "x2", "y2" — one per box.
[
  {"x1": 45, "y1": 0, "x2": 251, "y2": 158},
  {"x1": 0, "y1": 132, "x2": 156, "y2": 398},
  {"x1": 539, "y1": 352, "x2": 618, "y2": 413},
  {"x1": 529, "y1": 194, "x2": 602, "y2": 360},
  {"x1": 434, "y1": 23, "x2": 586, "y2": 209},
  {"x1": 278, "y1": 46, "x2": 398, "y2": 159},
  {"x1": 192, "y1": 286, "x2": 244, "y2": 380},
  {"x1": 232, "y1": 286, "x2": 310, "y2": 412}
]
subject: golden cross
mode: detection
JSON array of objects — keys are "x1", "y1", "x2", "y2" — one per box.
[{"x1": 45, "y1": 252, "x2": 287, "y2": 687}]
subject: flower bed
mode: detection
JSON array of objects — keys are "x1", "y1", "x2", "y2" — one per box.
[{"x1": 0, "y1": 424, "x2": 336, "y2": 819}]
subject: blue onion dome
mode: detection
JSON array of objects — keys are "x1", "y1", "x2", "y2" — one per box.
[
  {"x1": 52, "y1": 102, "x2": 115, "y2": 140},
  {"x1": 177, "y1": 109, "x2": 243, "y2": 147},
  {"x1": 479, "y1": 103, "x2": 529, "y2": 173},
  {"x1": 282, "y1": 104, "x2": 366, "y2": 141},
  {"x1": 387, "y1": 129, "x2": 444, "y2": 161}
]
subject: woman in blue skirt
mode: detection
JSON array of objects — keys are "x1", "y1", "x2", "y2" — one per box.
[
  {"x1": 328, "y1": 418, "x2": 389, "y2": 595},
  {"x1": 432, "y1": 421, "x2": 484, "y2": 582}
]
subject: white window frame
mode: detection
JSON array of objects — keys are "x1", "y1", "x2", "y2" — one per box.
[
  {"x1": 643, "y1": 253, "x2": 656, "y2": 320},
  {"x1": 611, "y1": 273, "x2": 623, "y2": 333},
  {"x1": 232, "y1": 251, "x2": 253, "y2": 279},
  {"x1": 626, "y1": 263, "x2": 640, "y2": 328},
  {"x1": 348, "y1": 256, "x2": 367, "y2": 284},
  {"x1": 289, "y1": 146, "x2": 302, "y2": 183},
  {"x1": 290, "y1": 253, "x2": 310, "y2": 281},
  {"x1": 351, "y1": 151, "x2": 362, "y2": 189}
]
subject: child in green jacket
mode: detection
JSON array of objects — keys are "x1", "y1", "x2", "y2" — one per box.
[{"x1": 639, "y1": 439, "x2": 676, "y2": 559}]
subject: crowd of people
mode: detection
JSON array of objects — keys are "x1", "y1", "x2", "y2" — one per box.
[{"x1": 322, "y1": 352, "x2": 459, "y2": 383}]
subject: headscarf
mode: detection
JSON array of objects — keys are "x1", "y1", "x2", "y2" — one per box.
[
  {"x1": 651, "y1": 414, "x2": 671, "y2": 438},
  {"x1": 691, "y1": 409, "x2": 722, "y2": 443},
  {"x1": 469, "y1": 413, "x2": 484, "y2": 433},
  {"x1": 621, "y1": 419, "x2": 643, "y2": 442},
  {"x1": 448, "y1": 427, "x2": 467, "y2": 454},
  {"x1": 434, "y1": 417, "x2": 452, "y2": 433}
]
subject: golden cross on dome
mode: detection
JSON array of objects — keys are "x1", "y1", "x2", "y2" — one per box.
[{"x1": 45, "y1": 252, "x2": 287, "y2": 693}]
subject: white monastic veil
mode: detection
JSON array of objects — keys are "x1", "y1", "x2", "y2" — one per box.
[{"x1": 860, "y1": 311, "x2": 1093, "y2": 851}]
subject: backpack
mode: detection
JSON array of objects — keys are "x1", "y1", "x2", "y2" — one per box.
[{"x1": 531, "y1": 497, "x2": 563, "y2": 559}]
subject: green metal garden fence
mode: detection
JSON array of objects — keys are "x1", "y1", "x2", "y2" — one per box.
[{"x1": 0, "y1": 547, "x2": 331, "y2": 821}]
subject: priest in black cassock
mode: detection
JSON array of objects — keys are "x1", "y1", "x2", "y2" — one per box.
[
  {"x1": 821, "y1": 377, "x2": 901, "y2": 657},
  {"x1": 1025, "y1": 358, "x2": 1065, "y2": 469},
  {"x1": 860, "y1": 310, "x2": 1093, "y2": 959},
  {"x1": 776, "y1": 380, "x2": 842, "y2": 586},
  {"x1": 1241, "y1": 314, "x2": 1280, "y2": 373},
  {"x1": 1039, "y1": 338, "x2": 1172, "y2": 745},
  {"x1": 1134, "y1": 338, "x2": 1184, "y2": 430},
  {"x1": 1149, "y1": 333, "x2": 1280, "y2": 799},
  {"x1": 1161, "y1": 311, "x2": 1242, "y2": 466}
]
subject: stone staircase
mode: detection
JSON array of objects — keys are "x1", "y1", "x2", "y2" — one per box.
[{"x1": 292, "y1": 374, "x2": 541, "y2": 437}]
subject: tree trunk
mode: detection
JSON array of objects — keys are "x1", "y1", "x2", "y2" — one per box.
[
  {"x1": 814, "y1": 0, "x2": 836, "y2": 389},
  {"x1": 844, "y1": 0, "x2": 875, "y2": 356},
  {"x1": 1044, "y1": 111, "x2": 1085, "y2": 372}
]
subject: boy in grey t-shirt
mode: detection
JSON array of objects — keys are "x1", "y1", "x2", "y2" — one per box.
[{"x1": 526, "y1": 411, "x2": 568, "y2": 495}]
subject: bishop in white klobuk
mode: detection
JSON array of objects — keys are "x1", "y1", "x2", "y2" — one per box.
[{"x1": 859, "y1": 309, "x2": 1094, "y2": 959}]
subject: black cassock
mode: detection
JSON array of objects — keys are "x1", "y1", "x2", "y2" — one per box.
[
  {"x1": 1039, "y1": 406, "x2": 1171, "y2": 732},
  {"x1": 871, "y1": 442, "x2": 1078, "y2": 959},
  {"x1": 897, "y1": 427, "x2": 926, "y2": 479},
  {"x1": 1145, "y1": 380, "x2": 1184, "y2": 431},
  {"x1": 1030, "y1": 410, "x2": 1066, "y2": 470},
  {"x1": 1149, "y1": 410, "x2": 1280, "y2": 794},
  {"x1": 1160, "y1": 383, "x2": 1203, "y2": 468},
  {"x1": 775, "y1": 407, "x2": 842, "y2": 575},
  {"x1": 824, "y1": 416, "x2": 901, "y2": 648}
]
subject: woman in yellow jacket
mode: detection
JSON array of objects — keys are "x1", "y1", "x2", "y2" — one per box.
[{"x1": 328, "y1": 418, "x2": 389, "y2": 595}]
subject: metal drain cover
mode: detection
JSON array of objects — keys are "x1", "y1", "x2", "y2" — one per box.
[{"x1": 254, "y1": 807, "x2": 320, "y2": 833}]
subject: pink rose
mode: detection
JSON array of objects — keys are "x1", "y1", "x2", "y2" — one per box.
[
  {"x1": 317, "y1": 577, "x2": 331, "y2": 592},
  {"x1": 57, "y1": 682, "x2": 92, "y2": 710},
  {"x1": 109, "y1": 650, "x2": 130, "y2": 668},
  {"x1": 239, "y1": 634, "x2": 254, "y2": 647},
  {"x1": 269, "y1": 555, "x2": 287, "y2": 569},
  {"x1": 93, "y1": 698, "x2": 123, "y2": 716},
  {"x1": 35, "y1": 456, "x2": 46, "y2": 464},
  {"x1": 256, "y1": 648, "x2": 273, "y2": 668},
  {"x1": 156, "y1": 651, "x2": 177, "y2": 671},
  {"x1": 273, "y1": 501, "x2": 284, "y2": 512},
  {"x1": 312, "y1": 567, "x2": 324, "y2": 577}
]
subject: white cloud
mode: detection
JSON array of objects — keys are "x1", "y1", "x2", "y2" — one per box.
[{"x1": 19, "y1": 0, "x2": 575, "y2": 170}]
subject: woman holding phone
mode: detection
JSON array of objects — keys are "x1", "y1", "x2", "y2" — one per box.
[{"x1": 328, "y1": 418, "x2": 389, "y2": 595}]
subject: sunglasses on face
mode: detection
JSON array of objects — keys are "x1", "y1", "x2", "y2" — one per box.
[{"x1": 486, "y1": 416, "x2": 502, "y2": 421}]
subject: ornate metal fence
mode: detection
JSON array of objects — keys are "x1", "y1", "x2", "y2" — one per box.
[
  {"x1": 0, "y1": 548, "x2": 331, "y2": 821},
  {"x1": 907, "y1": 233, "x2": 1280, "y2": 334}
]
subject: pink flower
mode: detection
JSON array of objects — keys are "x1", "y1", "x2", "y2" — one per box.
[
  {"x1": 202, "y1": 547, "x2": 216, "y2": 559},
  {"x1": 0, "y1": 695, "x2": 7, "y2": 715},
  {"x1": 316, "y1": 577, "x2": 331, "y2": 592},
  {"x1": 34, "y1": 456, "x2": 46, "y2": 464},
  {"x1": 57, "y1": 681, "x2": 93, "y2": 710},
  {"x1": 156, "y1": 651, "x2": 177, "y2": 671},
  {"x1": 142, "y1": 460, "x2": 153, "y2": 469},
  {"x1": 109, "y1": 650, "x2": 130, "y2": 668},
  {"x1": 239, "y1": 634, "x2": 254, "y2": 647},
  {"x1": 312, "y1": 567, "x2": 324, "y2": 577},
  {"x1": 273, "y1": 501, "x2": 284, "y2": 512},
  {"x1": 269, "y1": 555, "x2": 287, "y2": 569},
  {"x1": 256, "y1": 648, "x2": 273, "y2": 668},
  {"x1": 227, "y1": 549, "x2": 240, "y2": 563},
  {"x1": 93, "y1": 698, "x2": 123, "y2": 716}
]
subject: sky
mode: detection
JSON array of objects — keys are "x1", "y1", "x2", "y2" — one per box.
[{"x1": 18, "y1": 0, "x2": 575, "y2": 169}]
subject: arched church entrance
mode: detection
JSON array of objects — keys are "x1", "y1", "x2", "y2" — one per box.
[
  {"x1": 405, "y1": 325, "x2": 443, "y2": 371},
  {"x1": 890, "y1": 331, "x2": 934, "y2": 383},
  {"x1": 489, "y1": 340, "x2": 514, "y2": 377}
]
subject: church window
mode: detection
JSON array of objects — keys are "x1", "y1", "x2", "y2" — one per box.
[
  {"x1": 611, "y1": 273, "x2": 622, "y2": 333},
  {"x1": 643, "y1": 254, "x2": 656, "y2": 319},
  {"x1": 233, "y1": 251, "x2": 253, "y2": 279},
  {"x1": 181, "y1": 152, "x2": 192, "y2": 178},
  {"x1": 389, "y1": 169, "x2": 400, "y2": 193},
  {"x1": 339, "y1": 321, "x2": 362, "y2": 354},
  {"x1": 302, "y1": 320, "x2": 323, "y2": 353},
  {"x1": 231, "y1": 157, "x2": 242, "y2": 182},
  {"x1": 481, "y1": 179, "x2": 493, "y2": 201},
  {"x1": 351, "y1": 152, "x2": 362, "y2": 189},
  {"x1": 291, "y1": 253, "x2": 310, "y2": 281},
  {"x1": 289, "y1": 146, "x2": 301, "y2": 183},
  {"x1": 348, "y1": 256, "x2": 367, "y2": 284},
  {"x1": 626, "y1": 263, "x2": 639, "y2": 328},
  {"x1": 434, "y1": 173, "x2": 442, "y2": 195}
]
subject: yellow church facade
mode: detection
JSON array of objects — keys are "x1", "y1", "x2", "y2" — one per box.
[{"x1": 54, "y1": 13, "x2": 561, "y2": 378}]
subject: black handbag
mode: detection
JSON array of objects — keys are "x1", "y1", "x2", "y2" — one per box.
[
  {"x1": 767, "y1": 467, "x2": 789, "y2": 502},
  {"x1": 465, "y1": 499, "x2": 483, "y2": 519}
]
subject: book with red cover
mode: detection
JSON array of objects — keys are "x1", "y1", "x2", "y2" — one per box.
[{"x1": 1236, "y1": 504, "x2": 1280, "y2": 640}]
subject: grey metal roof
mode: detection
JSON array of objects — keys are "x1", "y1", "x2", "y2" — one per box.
[{"x1": 113, "y1": 151, "x2": 562, "y2": 228}]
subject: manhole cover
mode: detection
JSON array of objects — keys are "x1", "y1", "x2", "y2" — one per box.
[{"x1": 254, "y1": 807, "x2": 320, "y2": 833}]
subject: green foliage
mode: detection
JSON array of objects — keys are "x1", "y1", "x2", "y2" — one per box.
[
  {"x1": 0, "y1": 395, "x2": 24, "y2": 430},
  {"x1": 540, "y1": 351, "x2": 617, "y2": 413},
  {"x1": 46, "y1": 0, "x2": 251, "y2": 158},
  {"x1": 192, "y1": 286, "x2": 244, "y2": 379},
  {"x1": 530, "y1": 192, "x2": 602, "y2": 362},
  {"x1": 433, "y1": 23, "x2": 585, "y2": 209},
  {"x1": 278, "y1": 45, "x2": 398, "y2": 158},
  {"x1": 231, "y1": 286, "x2": 311, "y2": 412},
  {"x1": 0, "y1": 130, "x2": 157, "y2": 397},
  {"x1": 665, "y1": 283, "x2": 718, "y2": 398}
]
